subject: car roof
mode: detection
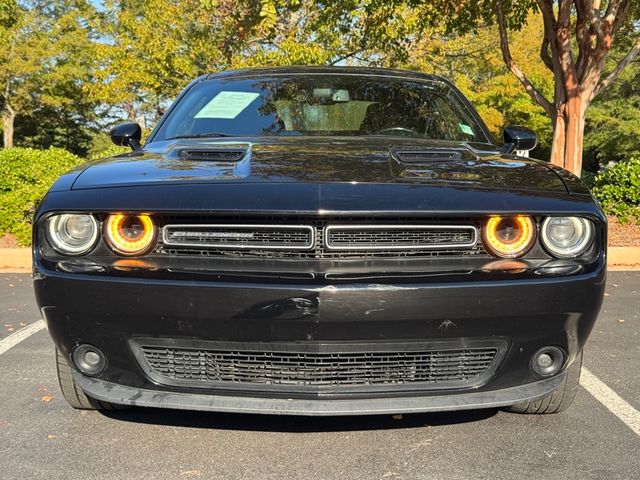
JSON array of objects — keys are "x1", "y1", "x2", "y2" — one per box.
[{"x1": 205, "y1": 66, "x2": 451, "y2": 85}]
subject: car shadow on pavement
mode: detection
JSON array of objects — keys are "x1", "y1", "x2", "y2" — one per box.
[{"x1": 101, "y1": 407, "x2": 498, "y2": 432}]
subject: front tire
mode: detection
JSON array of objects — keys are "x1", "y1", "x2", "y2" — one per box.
[
  {"x1": 55, "y1": 348, "x2": 125, "y2": 410},
  {"x1": 505, "y1": 350, "x2": 583, "y2": 414}
]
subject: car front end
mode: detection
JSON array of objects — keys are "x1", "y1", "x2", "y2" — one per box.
[{"x1": 33, "y1": 67, "x2": 606, "y2": 415}]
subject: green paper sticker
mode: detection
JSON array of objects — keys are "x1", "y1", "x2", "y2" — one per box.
[
  {"x1": 458, "y1": 123, "x2": 474, "y2": 136},
  {"x1": 194, "y1": 91, "x2": 260, "y2": 119}
]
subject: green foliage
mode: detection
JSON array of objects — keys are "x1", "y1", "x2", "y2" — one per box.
[
  {"x1": 400, "y1": 13, "x2": 553, "y2": 152},
  {"x1": 585, "y1": 63, "x2": 640, "y2": 165},
  {"x1": 0, "y1": 0, "x2": 99, "y2": 148},
  {"x1": 592, "y1": 158, "x2": 640, "y2": 224},
  {"x1": 87, "y1": 132, "x2": 130, "y2": 160},
  {"x1": 0, "y1": 147, "x2": 82, "y2": 244},
  {"x1": 88, "y1": 144, "x2": 129, "y2": 161}
]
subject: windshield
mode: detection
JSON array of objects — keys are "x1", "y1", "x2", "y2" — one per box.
[{"x1": 152, "y1": 75, "x2": 490, "y2": 143}]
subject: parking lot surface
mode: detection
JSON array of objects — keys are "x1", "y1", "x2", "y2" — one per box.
[{"x1": 1, "y1": 272, "x2": 638, "y2": 480}]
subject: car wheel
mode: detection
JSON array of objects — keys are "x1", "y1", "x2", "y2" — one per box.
[
  {"x1": 505, "y1": 350, "x2": 583, "y2": 414},
  {"x1": 55, "y1": 348, "x2": 126, "y2": 410}
]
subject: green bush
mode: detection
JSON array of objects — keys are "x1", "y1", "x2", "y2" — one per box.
[
  {"x1": 592, "y1": 157, "x2": 640, "y2": 224},
  {"x1": 88, "y1": 144, "x2": 129, "y2": 161},
  {"x1": 0, "y1": 147, "x2": 83, "y2": 245}
]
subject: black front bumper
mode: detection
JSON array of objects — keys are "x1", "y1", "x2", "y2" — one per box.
[{"x1": 34, "y1": 262, "x2": 605, "y2": 415}]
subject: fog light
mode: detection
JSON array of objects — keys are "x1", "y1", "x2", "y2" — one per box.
[
  {"x1": 72, "y1": 344, "x2": 106, "y2": 376},
  {"x1": 531, "y1": 346, "x2": 564, "y2": 377}
]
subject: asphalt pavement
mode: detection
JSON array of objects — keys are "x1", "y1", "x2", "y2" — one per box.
[{"x1": 0, "y1": 271, "x2": 638, "y2": 480}]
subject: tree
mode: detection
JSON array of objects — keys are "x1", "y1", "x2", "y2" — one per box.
[
  {"x1": 87, "y1": 0, "x2": 222, "y2": 128},
  {"x1": 399, "y1": 13, "x2": 554, "y2": 151},
  {"x1": 325, "y1": 0, "x2": 640, "y2": 176},
  {"x1": 0, "y1": 0, "x2": 94, "y2": 148},
  {"x1": 493, "y1": 0, "x2": 640, "y2": 175},
  {"x1": 412, "y1": 0, "x2": 640, "y2": 176},
  {"x1": 584, "y1": 50, "x2": 640, "y2": 166},
  {"x1": 0, "y1": 0, "x2": 97, "y2": 149}
]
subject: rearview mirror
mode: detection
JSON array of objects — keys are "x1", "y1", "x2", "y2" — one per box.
[
  {"x1": 502, "y1": 126, "x2": 538, "y2": 154},
  {"x1": 110, "y1": 122, "x2": 142, "y2": 151}
]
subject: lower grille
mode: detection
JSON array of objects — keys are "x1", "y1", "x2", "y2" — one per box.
[{"x1": 133, "y1": 340, "x2": 502, "y2": 392}]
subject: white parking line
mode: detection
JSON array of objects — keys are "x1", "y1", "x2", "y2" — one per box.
[
  {"x1": 581, "y1": 367, "x2": 640, "y2": 438},
  {"x1": 0, "y1": 320, "x2": 46, "y2": 355}
]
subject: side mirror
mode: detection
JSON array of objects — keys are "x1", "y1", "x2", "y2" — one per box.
[
  {"x1": 110, "y1": 122, "x2": 142, "y2": 151},
  {"x1": 502, "y1": 126, "x2": 538, "y2": 154}
]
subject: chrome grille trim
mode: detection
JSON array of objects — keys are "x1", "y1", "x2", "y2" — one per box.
[
  {"x1": 162, "y1": 224, "x2": 315, "y2": 250},
  {"x1": 324, "y1": 225, "x2": 478, "y2": 251}
]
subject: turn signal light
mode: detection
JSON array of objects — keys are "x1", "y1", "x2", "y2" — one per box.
[
  {"x1": 483, "y1": 215, "x2": 535, "y2": 258},
  {"x1": 104, "y1": 214, "x2": 156, "y2": 256}
]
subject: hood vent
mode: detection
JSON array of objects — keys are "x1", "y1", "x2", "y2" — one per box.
[
  {"x1": 178, "y1": 148, "x2": 247, "y2": 162},
  {"x1": 392, "y1": 148, "x2": 463, "y2": 163}
]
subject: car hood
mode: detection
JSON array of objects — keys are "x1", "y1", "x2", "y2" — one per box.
[{"x1": 70, "y1": 137, "x2": 568, "y2": 193}]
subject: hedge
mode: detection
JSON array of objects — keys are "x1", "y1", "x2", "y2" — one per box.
[
  {"x1": 0, "y1": 148, "x2": 83, "y2": 245},
  {"x1": 592, "y1": 157, "x2": 640, "y2": 224}
]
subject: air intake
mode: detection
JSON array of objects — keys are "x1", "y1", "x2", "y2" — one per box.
[
  {"x1": 178, "y1": 148, "x2": 247, "y2": 162},
  {"x1": 393, "y1": 149, "x2": 462, "y2": 163}
]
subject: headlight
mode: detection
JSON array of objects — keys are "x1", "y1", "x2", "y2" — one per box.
[
  {"x1": 104, "y1": 214, "x2": 156, "y2": 255},
  {"x1": 541, "y1": 217, "x2": 594, "y2": 258},
  {"x1": 483, "y1": 215, "x2": 536, "y2": 258},
  {"x1": 46, "y1": 214, "x2": 99, "y2": 255}
]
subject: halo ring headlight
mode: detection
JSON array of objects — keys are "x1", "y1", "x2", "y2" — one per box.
[
  {"x1": 104, "y1": 214, "x2": 156, "y2": 256},
  {"x1": 541, "y1": 216, "x2": 594, "y2": 258},
  {"x1": 46, "y1": 214, "x2": 99, "y2": 255},
  {"x1": 483, "y1": 215, "x2": 536, "y2": 258}
]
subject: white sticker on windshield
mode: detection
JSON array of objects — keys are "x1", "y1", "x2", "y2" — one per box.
[
  {"x1": 194, "y1": 91, "x2": 260, "y2": 119},
  {"x1": 458, "y1": 123, "x2": 474, "y2": 136}
]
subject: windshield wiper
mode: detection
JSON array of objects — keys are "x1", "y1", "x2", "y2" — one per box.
[{"x1": 166, "y1": 132, "x2": 236, "y2": 140}]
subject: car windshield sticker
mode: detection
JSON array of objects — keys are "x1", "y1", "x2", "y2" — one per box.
[
  {"x1": 458, "y1": 123, "x2": 474, "y2": 136},
  {"x1": 194, "y1": 91, "x2": 261, "y2": 119}
]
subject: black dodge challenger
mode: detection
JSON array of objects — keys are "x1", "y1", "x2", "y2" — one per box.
[{"x1": 33, "y1": 67, "x2": 606, "y2": 416}]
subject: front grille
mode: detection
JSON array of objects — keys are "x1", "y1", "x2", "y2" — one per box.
[
  {"x1": 325, "y1": 225, "x2": 476, "y2": 250},
  {"x1": 163, "y1": 224, "x2": 314, "y2": 250},
  {"x1": 134, "y1": 341, "x2": 501, "y2": 391},
  {"x1": 153, "y1": 216, "x2": 487, "y2": 260}
]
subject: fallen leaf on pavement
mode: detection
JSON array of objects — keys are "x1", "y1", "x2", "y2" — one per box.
[{"x1": 41, "y1": 395, "x2": 53, "y2": 402}]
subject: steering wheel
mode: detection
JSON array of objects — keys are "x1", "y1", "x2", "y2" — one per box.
[{"x1": 375, "y1": 127, "x2": 417, "y2": 136}]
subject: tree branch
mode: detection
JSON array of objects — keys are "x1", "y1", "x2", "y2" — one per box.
[
  {"x1": 535, "y1": 0, "x2": 568, "y2": 107},
  {"x1": 592, "y1": 34, "x2": 640, "y2": 100},
  {"x1": 495, "y1": 0, "x2": 554, "y2": 116},
  {"x1": 540, "y1": 31, "x2": 554, "y2": 72},
  {"x1": 575, "y1": 0, "x2": 592, "y2": 79},
  {"x1": 587, "y1": 0, "x2": 605, "y2": 42}
]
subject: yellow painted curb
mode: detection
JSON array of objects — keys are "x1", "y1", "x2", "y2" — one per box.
[
  {"x1": 608, "y1": 247, "x2": 640, "y2": 270},
  {"x1": 0, "y1": 248, "x2": 31, "y2": 272},
  {"x1": 1, "y1": 247, "x2": 640, "y2": 272}
]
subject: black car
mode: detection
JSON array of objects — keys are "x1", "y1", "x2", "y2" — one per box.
[{"x1": 33, "y1": 67, "x2": 605, "y2": 416}]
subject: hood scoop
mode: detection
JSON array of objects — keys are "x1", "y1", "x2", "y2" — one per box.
[
  {"x1": 391, "y1": 147, "x2": 466, "y2": 163},
  {"x1": 178, "y1": 148, "x2": 247, "y2": 162}
]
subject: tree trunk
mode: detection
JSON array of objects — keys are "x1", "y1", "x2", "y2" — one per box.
[
  {"x1": 550, "y1": 109, "x2": 566, "y2": 167},
  {"x1": 2, "y1": 107, "x2": 15, "y2": 148},
  {"x1": 549, "y1": 97, "x2": 586, "y2": 176}
]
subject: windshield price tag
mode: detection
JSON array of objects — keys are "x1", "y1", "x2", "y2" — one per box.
[
  {"x1": 458, "y1": 123, "x2": 474, "y2": 136},
  {"x1": 194, "y1": 91, "x2": 260, "y2": 119}
]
